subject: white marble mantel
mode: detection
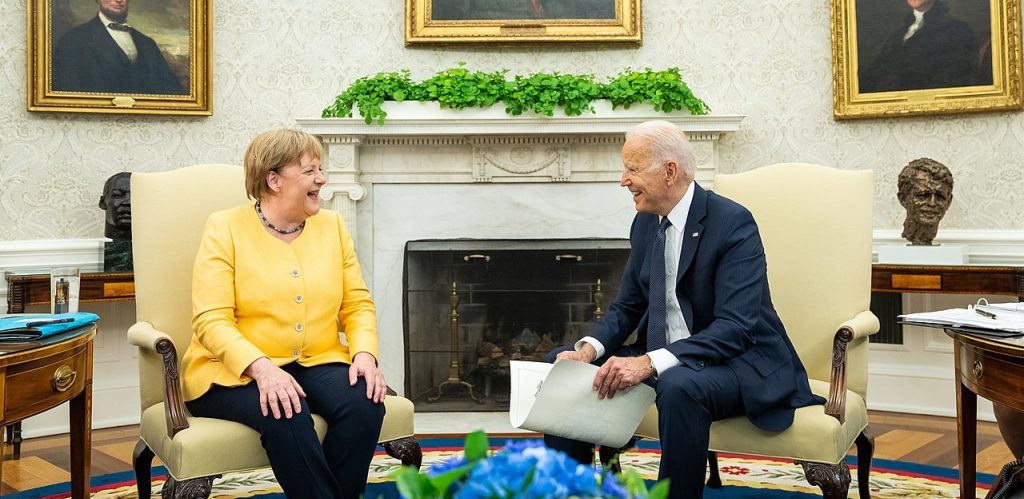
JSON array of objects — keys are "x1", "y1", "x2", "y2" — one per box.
[
  {"x1": 297, "y1": 103, "x2": 744, "y2": 231},
  {"x1": 296, "y1": 105, "x2": 744, "y2": 392}
]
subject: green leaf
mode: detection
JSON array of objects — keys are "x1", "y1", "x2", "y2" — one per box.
[
  {"x1": 463, "y1": 430, "x2": 489, "y2": 462},
  {"x1": 428, "y1": 467, "x2": 471, "y2": 499},
  {"x1": 392, "y1": 466, "x2": 439, "y2": 499}
]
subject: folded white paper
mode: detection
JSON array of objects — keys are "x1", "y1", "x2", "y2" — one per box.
[{"x1": 509, "y1": 360, "x2": 656, "y2": 448}]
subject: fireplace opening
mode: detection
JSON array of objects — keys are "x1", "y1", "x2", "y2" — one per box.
[{"x1": 403, "y1": 239, "x2": 630, "y2": 412}]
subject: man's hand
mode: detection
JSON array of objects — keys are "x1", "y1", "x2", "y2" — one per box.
[
  {"x1": 593, "y1": 355, "x2": 655, "y2": 399},
  {"x1": 554, "y1": 342, "x2": 597, "y2": 364},
  {"x1": 245, "y1": 357, "x2": 306, "y2": 419},
  {"x1": 350, "y1": 352, "x2": 388, "y2": 403}
]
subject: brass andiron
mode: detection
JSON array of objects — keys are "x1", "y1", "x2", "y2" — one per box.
[
  {"x1": 428, "y1": 281, "x2": 481, "y2": 403},
  {"x1": 593, "y1": 278, "x2": 605, "y2": 321}
]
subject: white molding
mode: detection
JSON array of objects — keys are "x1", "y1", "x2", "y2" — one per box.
[
  {"x1": 298, "y1": 102, "x2": 745, "y2": 137},
  {"x1": 874, "y1": 229, "x2": 1024, "y2": 265}
]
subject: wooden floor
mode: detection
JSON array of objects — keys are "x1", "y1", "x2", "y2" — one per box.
[{"x1": 0, "y1": 410, "x2": 1016, "y2": 495}]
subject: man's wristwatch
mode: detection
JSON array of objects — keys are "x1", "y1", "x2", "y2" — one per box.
[{"x1": 648, "y1": 356, "x2": 658, "y2": 380}]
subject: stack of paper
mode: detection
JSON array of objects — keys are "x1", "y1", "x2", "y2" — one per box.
[{"x1": 900, "y1": 303, "x2": 1024, "y2": 336}]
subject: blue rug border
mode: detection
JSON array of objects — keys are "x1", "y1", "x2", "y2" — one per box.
[{"x1": 1, "y1": 437, "x2": 994, "y2": 499}]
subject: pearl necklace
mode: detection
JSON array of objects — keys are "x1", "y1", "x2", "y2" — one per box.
[{"x1": 255, "y1": 201, "x2": 305, "y2": 235}]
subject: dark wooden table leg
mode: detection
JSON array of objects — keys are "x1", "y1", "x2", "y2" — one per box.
[
  {"x1": 957, "y1": 378, "x2": 977, "y2": 499},
  {"x1": 69, "y1": 381, "x2": 92, "y2": 499}
]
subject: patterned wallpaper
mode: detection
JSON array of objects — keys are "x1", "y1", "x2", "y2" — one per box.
[{"x1": 1, "y1": 0, "x2": 1022, "y2": 241}]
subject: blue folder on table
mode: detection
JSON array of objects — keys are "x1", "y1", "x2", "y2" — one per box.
[{"x1": 0, "y1": 313, "x2": 100, "y2": 341}]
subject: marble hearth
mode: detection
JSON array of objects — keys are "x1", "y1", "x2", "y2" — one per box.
[{"x1": 297, "y1": 104, "x2": 743, "y2": 396}]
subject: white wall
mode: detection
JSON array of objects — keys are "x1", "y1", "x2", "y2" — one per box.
[{"x1": 2, "y1": 0, "x2": 1023, "y2": 236}]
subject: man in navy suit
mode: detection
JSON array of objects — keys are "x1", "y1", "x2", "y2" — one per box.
[
  {"x1": 544, "y1": 121, "x2": 821, "y2": 499},
  {"x1": 52, "y1": 0, "x2": 184, "y2": 95}
]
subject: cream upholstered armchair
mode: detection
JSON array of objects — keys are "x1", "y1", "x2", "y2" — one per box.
[
  {"x1": 128, "y1": 164, "x2": 420, "y2": 499},
  {"x1": 612, "y1": 163, "x2": 878, "y2": 499}
]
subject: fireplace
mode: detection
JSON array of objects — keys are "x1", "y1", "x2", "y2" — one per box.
[
  {"x1": 297, "y1": 106, "x2": 742, "y2": 399},
  {"x1": 403, "y1": 239, "x2": 629, "y2": 411}
]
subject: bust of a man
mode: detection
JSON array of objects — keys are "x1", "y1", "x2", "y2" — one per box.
[
  {"x1": 98, "y1": 172, "x2": 133, "y2": 271},
  {"x1": 897, "y1": 158, "x2": 953, "y2": 246},
  {"x1": 99, "y1": 172, "x2": 132, "y2": 240}
]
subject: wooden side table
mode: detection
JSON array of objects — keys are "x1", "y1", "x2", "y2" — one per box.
[
  {"x1": 947, "y1": 329, "x2": 1024, "y2": 499},
  {"x1": 0, "y1": 324, "x2": 95, "y2": 499}
]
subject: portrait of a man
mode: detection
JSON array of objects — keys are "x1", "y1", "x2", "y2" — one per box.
[
  {"x1": 431, "y1": 0, "x2": 616, "y2": 21},
  {"x1": 51, "y1": 0, "x2": 188, "y2": 95},
  {"x1": 857, "y1": 0, "x2": 991, "y2": 93}
]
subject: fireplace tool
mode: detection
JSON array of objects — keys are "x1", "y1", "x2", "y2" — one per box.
[{"x1": 428, "y1": 281, "x2": 482, "y2": 403}]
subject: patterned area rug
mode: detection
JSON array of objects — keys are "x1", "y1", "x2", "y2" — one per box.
[{"x1": 8, "y1": 437, "x2": 992, "y2": 498}]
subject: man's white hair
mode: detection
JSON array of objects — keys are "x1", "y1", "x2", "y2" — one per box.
[{"x1": 625, "y1": 120, "x2": 696, "y2": 179}]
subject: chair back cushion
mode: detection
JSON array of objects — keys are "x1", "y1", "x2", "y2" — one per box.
[
  {"x1": 131, "y1": 165, "x2": 250, "y2": 411},
  {"x1": 713, "y1": 164, "x2": 874, "y2": 398}
]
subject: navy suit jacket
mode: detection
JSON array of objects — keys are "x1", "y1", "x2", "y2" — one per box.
[
  {"x1": 591, "y1": 183, "x2": 821, "y2": 431},
  {"x1": 53, "y1": 16, "x2": 184, "y2": 95}
]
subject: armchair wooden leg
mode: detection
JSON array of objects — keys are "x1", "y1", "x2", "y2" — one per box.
[
  {"x1": 798, "y1": 461, "x2": 852, "y2": 499},
  {"x1": 160, "y1": 475, "x2": 219, "y2": 499},
  {"x1": 855, "y1": 427, "x2": 875, "y2": 499},
  {"x1": 133, "y1": 439, "x2": 155, "y2": 498},
  {"x1": 383, "y1": 436, "x2": 423, "y2": 469},
  {"x1": 707, "y1": 451, "x2": 723, "y2": 488}
]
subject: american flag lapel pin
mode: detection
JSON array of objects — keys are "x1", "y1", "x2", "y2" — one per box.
[{"x1": 692, "y1": 232, "x2": 699, "y2": 237}]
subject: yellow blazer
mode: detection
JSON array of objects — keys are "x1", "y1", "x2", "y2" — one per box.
[{"x1": 182, "y1": 205, "x2": 378, "y2": 401}]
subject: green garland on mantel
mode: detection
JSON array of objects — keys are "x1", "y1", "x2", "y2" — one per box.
[{"x1": 322, "y1": 65, "x2": 710, "y2": 125}]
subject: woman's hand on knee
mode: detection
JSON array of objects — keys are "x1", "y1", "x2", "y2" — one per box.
[
  {"x1": 245, "y1": 357, "x2": 306, "y2": 419},
  {"x1": 351, "y1": 352, "x2": 388, "y2": 404}
]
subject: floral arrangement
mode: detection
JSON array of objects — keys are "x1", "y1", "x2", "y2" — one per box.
[
  {"x1": 392, "y1": 431, "x2": 668, "y2": 499},
  {"x1": 322, "y1": 65, "x2": 709, "y2": 125}
]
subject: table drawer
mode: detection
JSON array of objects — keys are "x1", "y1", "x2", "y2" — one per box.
[
  {"x1": 4, "y1": 345, "x2": 89, "y2": 423},
  {"x1": 958, "y1": 343, "x2": 1024, "y2": 407}
]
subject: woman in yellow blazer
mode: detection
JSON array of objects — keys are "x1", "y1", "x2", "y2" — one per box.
[{"x1": 182, "y1": 128, "x2": 386, "y2": 499}]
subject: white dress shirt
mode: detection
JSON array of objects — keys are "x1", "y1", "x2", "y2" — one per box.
[
  {"x1": 99, "y1": 11, "x2": 138, "y2": 63},
  {"x1": 903, "y1": 9, "x2": 927, "y2": 42},
  {"x1": 576, "y1": 183, "x2": 696, "y2": 375}
]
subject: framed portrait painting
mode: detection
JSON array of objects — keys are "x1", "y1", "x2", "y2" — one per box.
[
  {"x1": 27, "y1": 0, "x2": 212, "y2": 115},
  {"x1": 405, "y1": 0, "x2": 641, "y2": 44},
  {"x1": 831, "y1": 0, "x2": 1022, "y2": 119}
]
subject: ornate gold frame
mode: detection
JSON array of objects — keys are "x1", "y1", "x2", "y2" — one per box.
[
  {"x1": 405, "y1": 0, "x2": 641, "y2": 45},
  {"x1": 831, "y1": 0, "x2": 1021, "y2": 119},
  {"x1": 27, "y1": 0, "x2": 212, "y2": 115}
]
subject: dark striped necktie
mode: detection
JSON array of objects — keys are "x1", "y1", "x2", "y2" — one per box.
[{"x1": 647, "y1": 218, "x2": 671, "y2": 351}]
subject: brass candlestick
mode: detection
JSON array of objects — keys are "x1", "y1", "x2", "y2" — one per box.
[
  {"x1": 428, "y1": 281, "x2": 481, "y2": 403},
  {"x1": 593, "y1": 278, "x2": 605, "y2": 321}
]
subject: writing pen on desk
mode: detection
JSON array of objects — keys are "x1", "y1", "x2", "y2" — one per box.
[
  {"x1": 974, "y1": 307, "x2": 998, "y2": 320},
  {"x1": 24, "y1": 318, "x2": 74, "y2": 327}
]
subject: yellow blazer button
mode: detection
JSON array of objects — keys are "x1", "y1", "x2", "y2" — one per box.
[
  {"x1": 291, "y1": 269, "x2": 300, "y2": 277},
  {"x1": 292, "y1": 349, "x2": 300, "y2": 356},
  {"x1": 295, "y1": 323, "x2": 304, "y2": 332},
  {"x1": 295, "y1": 295, "x2": 303, "y2": 303}
]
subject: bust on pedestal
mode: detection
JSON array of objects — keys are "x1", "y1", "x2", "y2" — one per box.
[
  {"x1": 878, "y1": 158, "x2": 966, "y2": 264},
  {"x1": 99, "y1": 172, "x2": 133, "y2": 271}
]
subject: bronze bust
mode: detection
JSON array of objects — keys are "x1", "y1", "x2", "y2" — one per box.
[
  {"x1": 897, "y1": 158, "x2": 953, "y2": 246},
  {"x1": 98, "y1": 172, "x2": 133, "y2": 270}
]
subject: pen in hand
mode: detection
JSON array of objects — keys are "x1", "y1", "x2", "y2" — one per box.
[
  {"x1": 974, "y1": 307, "x2": 998, "y2": 320},
  {"x1": 25, "y1": 317, "x2": 74, "y2": 328}
]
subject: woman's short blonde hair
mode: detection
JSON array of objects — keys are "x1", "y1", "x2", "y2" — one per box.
[{"x1": 244, "y1": 128, "x2": 324, "y2": 201}]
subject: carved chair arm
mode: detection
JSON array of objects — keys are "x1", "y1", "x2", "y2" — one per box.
[
  {"x1": 824, "y1": 311, "x2": 880, "y2": 423},
  {"x1": 127, "y1": 322, "x2": 190, "y2": 438}
]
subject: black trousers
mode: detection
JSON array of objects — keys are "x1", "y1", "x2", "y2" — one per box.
[
  {"x1": 543, "y1": 345, "x2": 745, "y2": 499},
  {"x1": 186, "y1": 362, "x2": 385, "y2": 499}
]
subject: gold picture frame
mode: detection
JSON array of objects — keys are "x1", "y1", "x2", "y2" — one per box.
[
  {"x1": 27, "y1": 0, "x2": 212, "y2": 115},
  {"x1": 405, "y1": 0, "x2": 641, "y2": 45},
  {"x1": 831, "y1": 0, "x2": 1021, "y2": 119}
]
